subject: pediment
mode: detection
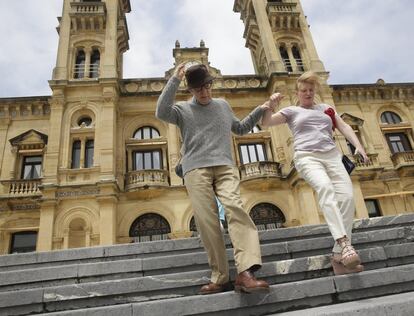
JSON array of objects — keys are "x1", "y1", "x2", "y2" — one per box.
[
  {"x1": 340, "y1": 113, "x2": 364, "y2": 127},
  {"x1": 9, "y1": 129, "x2": 48, "y2": 147}
]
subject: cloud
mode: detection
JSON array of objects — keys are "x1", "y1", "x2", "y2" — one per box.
[
  {"x1": 301, "y1": 0, "x2": 414, "y2": 84},
  {"x1": 0, "y1": 0, "x2": 413, "y2": 97}
]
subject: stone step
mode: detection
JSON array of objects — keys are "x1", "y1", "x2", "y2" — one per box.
[
  {"x1": 4, "y1": 264, "x2": 414, "y2": 316},
  {"x1": 270, "y1": 291, "x2": 414, "y2": 316},
  {"x1": 1, "y1": 213, "x2": 413, "y2": 272},
  {"x1": 1, "y1": 227, "x2": 412, "y2": 292},
  {"x1": 1, "y1": 243, "x2": 413, "y2": 315}
]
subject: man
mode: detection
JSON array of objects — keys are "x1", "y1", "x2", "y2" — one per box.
[{"x1": 156, "y1": 63, "x2": 270, "y2": 294}]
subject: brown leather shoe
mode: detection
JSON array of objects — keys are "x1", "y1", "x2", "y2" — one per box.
[
  {"x1": 199, "y1": 282, "x2": 226, "y2": 295},
  {"x1": 234, "y1": 270, "x2": 269, "y2": 293}
]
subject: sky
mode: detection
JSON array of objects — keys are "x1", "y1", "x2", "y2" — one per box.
[{"x1": 0, "y1": 0, "x2": 413, "y2": 98}]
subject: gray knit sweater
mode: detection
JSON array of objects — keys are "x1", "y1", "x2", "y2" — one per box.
[{"x1": 156, "y1": 76, "x2": 265, "y2": 176}]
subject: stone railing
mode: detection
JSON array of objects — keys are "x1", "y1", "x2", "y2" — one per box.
[
  {"x1": 267, "y1": 2, "x2": 297, "y2": 13},
  {"x1": 70, "y1": 2, "x2": 106, "y2": 31},
  {"x1": 239, "y1": 161, "x2": 282, "y2": 181},
  {"x1": 391, "y1": 151, "x2": 414, "y2": 168},
  {"x1": 125, "y1": 170, "x2": 169, "y2": 190},
  {"x1": 71, "y1": 2, "x2": 106, "y2": 14},
  {"x1": 352, "y1": 153, "x2": 381, "y2": 170},
  {"x1": 120, "y1": 75, "x2": 267, "y2": 95},
  {"x1": 1, "y1": 179, "x2": 42, "y2": 196}
]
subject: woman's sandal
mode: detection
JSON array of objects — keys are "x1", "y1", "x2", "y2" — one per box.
[
  {"x1": 330, "y1": 255, "x2": 364, "y2": 275},
  {"x1": 337, "y1": 237, "x2": 361, "y2": 269}
]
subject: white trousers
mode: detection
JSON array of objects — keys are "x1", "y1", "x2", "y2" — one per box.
[{"x1": 294, "y1": 149, "x2": 355, "y2": 253}]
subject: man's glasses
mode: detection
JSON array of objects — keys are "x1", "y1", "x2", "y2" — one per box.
[{"x1": 193, "y1": 81, "x2": 213, "y2": 93}]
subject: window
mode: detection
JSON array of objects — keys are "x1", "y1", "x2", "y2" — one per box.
[
  {"x1": 89, "y1": 49, "x2": 100, "y2": 78},
  {"x1": 381, "y1": 111, "x2": 402, "y2": 124},
  {"x1": 239, "y1": 143, "x2": 266, "y2": 164},
  {"x1": 10, "y1": 231, "x2": 37, "y2": 254},
  {"x1": 133, "y1": 126, "x2": 160, "y2": 140},
  {"x1": 71, "y1": 140, "x2": 81, "y2": 169},
  {"x1": 279, "y1": 46, "x2": 292, "y2": 72},
  {"x1": 386, "y1": 133, "x2": 412, "y2": 154},
  {"x1": 129, "y1": 213, "x2": 171, "y2": 242},
  {"x1": 21, "y1": 156, "x2": 42, "y2": 179},
  {"x1": 250, "y1": 203, "x2": 286, "y2": 231},
  {"x1": 248, "y1": 125, "x2": 261, "y2": 134},
  {"x1": 85, "y1": 140, "x2": 94, "y2": 168},
  {"x1": 365, "y1": 199, "x2": 381, "y2": 217},
  {"x1": 71, "y1": 139, "x2": 94, "y2": 168},
  {"x1": 292, "y1": 45, "x2": 304, "y2": 71},
  {"x1": 133, "y1": 150, "x2": 162, "y2": 170},
  {"x1": 74, "y1": 50, "x2": 86, "y2": 79},
  {"x1": 78, "y1": 116, "x2": 92, "y2": 126}
]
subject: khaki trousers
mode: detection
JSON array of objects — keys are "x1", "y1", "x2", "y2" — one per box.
[
  {"x1": 184, "y1": 165, "x2": 262, "y2": 284},
  {"x1": 294, "y1": 149, "x2": 355, "y2": 253}
]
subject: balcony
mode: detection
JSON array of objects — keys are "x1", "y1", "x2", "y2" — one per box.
[
  {"x1": 267, "y1": 1, "x2": 300, "y2": 30},
  {"x1": 1, "y1": 179, "x2": 42, "y2": 197},
  {"x1": 391, "y1": 151, "x2": 414, "y2": 176},
  {"x1": 125, "y1": 170, "x2": 169, "y2": 197},
  {"x1": 70, "y1": 2, "x2": 107, "y2": 32},
  {"x1": 239, "y1": 161, "x2": 282, "y2": 190}
]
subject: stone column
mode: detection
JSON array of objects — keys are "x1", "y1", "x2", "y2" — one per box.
[
  {"x1": 98, "y1": 87, "x2": 118, "y2": 181},
  {"x1": 43, "y1": 97, "x2": 65, "y2": 185},
  {"x1": 352, "y1": 179, "x2": 369, "y2": 219},
  {"x1": 251, "y1": 0, "x2": 285, "y2": 73},
  {"x1": 295, "y1": 180, "x2": 321, "y2": 225},
  {"x1": 37, "y1": 185, "x2": 58, "y2": 251},
  {"x1": 97, "y1": 182, "x2": 118, "y2": 245}
]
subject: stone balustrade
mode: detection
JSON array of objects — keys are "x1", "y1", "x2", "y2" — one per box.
[{"x1": 125, "y1": 169, "x2": 169, "y2": 190}]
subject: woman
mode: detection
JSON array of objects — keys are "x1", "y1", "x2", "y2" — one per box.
[{"x1": 262, "y1": 71, "x2": 369, "y2": 275}]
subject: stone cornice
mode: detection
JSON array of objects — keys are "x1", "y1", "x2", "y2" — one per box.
[
  {"x1": 332, "y1": 82, "x2": 414, "y2": 103},
  {"x1": 120, "y1": 75, "x2": 268, "y2": 96}
]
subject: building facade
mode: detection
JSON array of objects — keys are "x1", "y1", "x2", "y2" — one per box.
[{"x1": 1, "y1": 0, "x2": 414, "y2": 254}]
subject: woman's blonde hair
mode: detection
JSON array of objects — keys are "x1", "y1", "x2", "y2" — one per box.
[{"x1": 296, "y1": 71, "x2": 321, "y2": 91}]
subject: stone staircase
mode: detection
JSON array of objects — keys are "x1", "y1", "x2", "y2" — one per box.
[{"x1": 1, "y1": 214, "x2": 414, "y2": 315}]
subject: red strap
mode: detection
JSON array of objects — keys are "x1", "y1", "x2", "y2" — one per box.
[{"x1": 324, "y1": 107, "x2": 337, "y2": 131}]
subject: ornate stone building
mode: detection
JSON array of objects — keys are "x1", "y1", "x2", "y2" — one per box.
[{"x1": 1, "y1": 0, "x2": 413, "y2": 254}]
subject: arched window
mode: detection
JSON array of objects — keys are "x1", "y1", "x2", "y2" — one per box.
[
  {"x1": 292, "y1": 45, "x2": 304, "y2": 71},
  {"x1": 380, "y1": 111, "x2": 402, "y2": 124},
  {"x1": 10, "y1": 231, "x2": 37, "y2": 254},
  {"x1": 78, "y1": 116, "x2": 92, "y2": 127},
  {"x1": 279, "y1": 46, "x2": 292, "y2": 72},
  {"x1": 249, "y1": 203, "x2": 286, "y2": 231},
  {"x1": 190, "y1": 216, "x2": 197, "y2": 236},
  {"x1": 68, "y1": 218, "x2": 87, "y2": 249},
  {"x1": 89, "y1": 49, "x2": 100, "y2": 78},
  {"x1": 129, "y1": 213, "x2": 171, "y2": 242},
  {"x1": 74, "y1": 50, "x2": 86, "y2": 79},
  {"x1": 133, "y1": 126, "x2": 160, "y2": 139}
]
